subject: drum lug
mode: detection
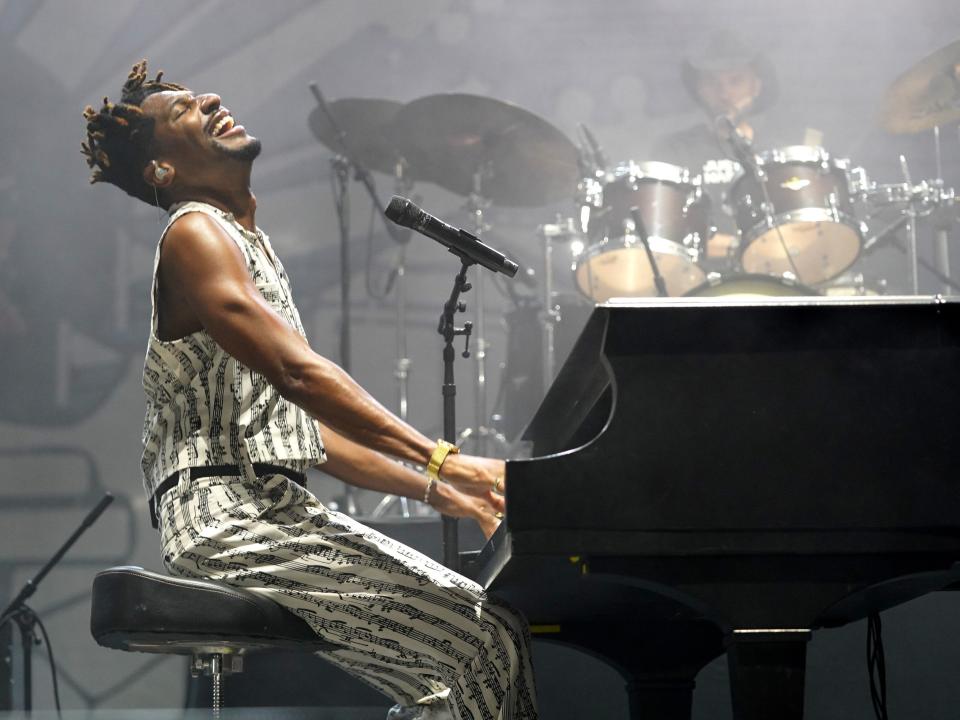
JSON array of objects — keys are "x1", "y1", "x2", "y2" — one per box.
[
  {"x1": 827, "y1": 193, "x2": 840, "y2": 223},
  {"x1": 760, "y1": 202, "x2": 776, "y2": 223}
]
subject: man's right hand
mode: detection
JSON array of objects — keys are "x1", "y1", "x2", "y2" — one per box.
[{"x1": 431, "y1": 481, "x2": 502, "y2": 540}]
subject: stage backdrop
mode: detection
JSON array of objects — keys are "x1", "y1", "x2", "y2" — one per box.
[{"x1": 1, "y1": 1, "x2": 959, "y2": 717}]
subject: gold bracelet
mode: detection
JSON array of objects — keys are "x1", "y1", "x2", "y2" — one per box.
[
  {"x1": 423, "y1": 477, "x2": 437, "y2": 505},
  {"x1": 426, "y1": 439, "x2": 459, "y2": 481}
]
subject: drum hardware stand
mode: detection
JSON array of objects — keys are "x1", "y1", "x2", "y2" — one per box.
[
  {"x1": 867, "y1": 149, "x2": 960, "y2": 293},
  {"x1": 629, "y1": 207, "x2": 668, "y2": 297},
  {"x1": 309, "y1": 83, "x2": 414, "y2": 516},
  {"x1": 931, "y1": 126, "x2": 954, "y2": 295},
  {"x1": 538, "y1": 220, "x2": 564, "y2": 390},
  {"x1": 462, "y1": 167, "x2": 495, "y2": 457},
  {"x1": 899, "y1": 154, "x2": 922, "y2": 294},
  {"x1": 1, "y1": 493, "x2": 113, "y2": 713},
  {"x1": 371, "y1": 167, "x2": 423, "y2": 520}
]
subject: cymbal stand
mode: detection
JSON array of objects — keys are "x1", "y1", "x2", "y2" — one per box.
[
  {"x1": 465, "y1": 167, "x2": 493, "y2": 456},
  {"x1": 538, "y1": 220, "x2": 564, "y2": 389},
  {"x1": 899, "y1": 155, "x2": 921, "y2": 294},
  {"x1": 372, "y1": 167, "x2": 419, "y2": 519},
  {"x1": 931, "y1": 126, "x2": 954, "y2": 295},
  {"x1": 309, "y1": 84, "x2": 412, "y2": 516}
]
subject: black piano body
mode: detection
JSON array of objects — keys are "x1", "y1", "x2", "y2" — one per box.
[{"x1": 462, "y1": 297, "x2": 960, "y2": 720}]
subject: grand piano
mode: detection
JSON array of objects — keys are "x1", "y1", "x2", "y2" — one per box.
[{"x1": 462, "y1": 297, "x2": 960, "y2": 720}]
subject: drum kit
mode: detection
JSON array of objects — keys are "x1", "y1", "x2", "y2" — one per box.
[{"x1": 310, "y1": 39, "x2": 960, "y2": 461}]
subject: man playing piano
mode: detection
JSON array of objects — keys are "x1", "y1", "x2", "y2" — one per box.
[{"x1": 82, "y1": 60, "x2": 538, "y2": 720}]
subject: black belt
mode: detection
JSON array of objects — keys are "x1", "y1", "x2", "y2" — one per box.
[{"x1": 149, "y1": 463, "x2": 308, "y2": 529}]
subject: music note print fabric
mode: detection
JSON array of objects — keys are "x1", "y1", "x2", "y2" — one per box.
[{"x1": 157, "y1": 470, "x2": 539, "y2": 719}]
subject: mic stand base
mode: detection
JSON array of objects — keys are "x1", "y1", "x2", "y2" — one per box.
[{"x1": 0, "y1": 492, "x2": 113, "y2": 712}]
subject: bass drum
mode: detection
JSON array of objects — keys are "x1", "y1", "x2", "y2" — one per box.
[
  {"x1": 684, "y1": 273, "x2": 819, "y2": 298},
  {"x1": 728, "y1": 146, "x2": 863, "y2": 285}
]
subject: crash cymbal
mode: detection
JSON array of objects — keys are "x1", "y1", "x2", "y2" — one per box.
[
  {"x1": 392, "y1": 93, "x2": 580, "y2": 207},
  {"x1": 880, "y1": 39, "x2": 960, "y2": 134},
  {"x1": 308, "y1": 98, "x2": 413, "y2": 176}
]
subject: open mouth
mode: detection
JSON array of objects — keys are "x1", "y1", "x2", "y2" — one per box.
[
  {"x1": 210, "y1": 112, "x2": 235, "y2": 137},
  {"x1": 206, "y1": 107, "x2": 247, "y2": 139}
]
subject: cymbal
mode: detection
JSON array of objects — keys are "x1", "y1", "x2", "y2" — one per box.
[
  {"x1": 880, "y1": 39, "x2": 960, "y2": 134},
  {"x1": 392, "y1": 93, "x2": 580, "y2": 207},
  {"x1": 308, "y1": 98, "x2": 409, "y2": 175}
]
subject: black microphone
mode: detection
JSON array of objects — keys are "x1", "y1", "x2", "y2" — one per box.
[
  {"x1": 579, "y1": 123, "x2": 608, "y2": 171},
  {"x1": 385, "y1": 196, "x2": 519, "y2": 277},
  {"x1": 629, "y1": 206, "x2": 668, "y2": 298},
  {"x1": 715, "y1": 115, "x2": 757, "y2": 169},
  {"x1": 629, "y1": 206, "x2": 649, "y2": 242}
]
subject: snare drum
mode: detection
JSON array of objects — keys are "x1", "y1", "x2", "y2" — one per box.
[
  {"x1": 684, "y1": 273, "x2": 818, "y2": 298},
  {"x1": 728, "y1": 146, "x2": 863, "y2": 285},
  {"x1": 574, "y1": 161, "x2": 709, "y2": 299}
]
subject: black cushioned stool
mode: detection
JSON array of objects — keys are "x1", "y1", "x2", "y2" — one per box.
[{"x1": 91, "y1": 566, "x2": 338, "y2": 717}]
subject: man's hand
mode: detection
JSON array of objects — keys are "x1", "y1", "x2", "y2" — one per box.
[
  {"x1": 439, "y1": 454, "x2": 506, "y2": 513},
  {"x1": 430, "y1": 481, "x2": 502, "y2": 539}
]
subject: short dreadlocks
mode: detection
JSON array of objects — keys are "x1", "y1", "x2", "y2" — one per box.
[{"x1": 82, "y1": 60, "x2": 187, "y2": 207}]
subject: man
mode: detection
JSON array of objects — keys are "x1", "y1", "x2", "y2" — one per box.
[
  {"x1": 650, "y1": 30, "x2": 784, "y2": 261},
  {"x1": 82, "y1": 61, "x2": 538, "y2": 720}
]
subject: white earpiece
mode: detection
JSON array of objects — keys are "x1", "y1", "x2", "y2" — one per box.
[{"x1": 154, "y1": 166, "x2": 169, "y2": 180}]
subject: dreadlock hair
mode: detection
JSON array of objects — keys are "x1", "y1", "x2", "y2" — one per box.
[{"x1": 81, "y1": 60, "x2": 187, "y2": 207}]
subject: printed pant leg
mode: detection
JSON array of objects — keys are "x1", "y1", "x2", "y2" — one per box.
[{"x1": 158, "y1": 471, "x2": 539, "y2": 720}]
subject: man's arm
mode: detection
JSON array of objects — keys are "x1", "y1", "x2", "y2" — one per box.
[
  {"x1": 160, "y1": 212, "x2": 503, "y2": 496},
  {"x1": 318, "y1": 423, "x2": 503, "y2": 537}
]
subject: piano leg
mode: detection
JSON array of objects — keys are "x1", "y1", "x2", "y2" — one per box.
[
  {"x1": 548, "y1": 619, "x2": 723, "y2": 720},
  {"x1": 624, "y1": 677, "x2": 695, "y2": 720},
  {"x1": 727, "y1": 630, "x2": 811, "y2": 720}
]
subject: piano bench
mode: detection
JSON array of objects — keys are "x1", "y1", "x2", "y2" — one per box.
[{"x1": 90, "y1": 566, "x2": 338, "y2": 717}]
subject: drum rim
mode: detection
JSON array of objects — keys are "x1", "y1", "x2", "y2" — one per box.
[
  {"x1": 609, "y1": 160, "x2": 701, "y2": 187},
  {"x1": 684, "y1": 272, "x2": 819, "y2": 297},
  {"x1": 737, "y1": 207, "x2": 864, "y2": 246},
  {"x1": 753, "y1": 144, "x2": 851, "y2": 169},
  {"x1": 737, "y1": 208, "x2": 863, "y2": 284},
  {"x1": 575, "y1": 233, "x2": 701, "y2": 263}
]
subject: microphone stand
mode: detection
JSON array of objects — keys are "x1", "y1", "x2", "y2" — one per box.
[
  {"x1": 629, "y1": 207, "x2": 669, "y2": 297},
  {"x1": 719, "y1": 117, "x2": 804, "y2": 282},
  {"x1": 1, "y1": 493, "x2": 113, "y2": 712},
  {"x1": 437, "y1": 260, "x2": 474, "y2": 570},
  {"x1": 308, "y1": 83, "x2": 413, "y2": 517}
]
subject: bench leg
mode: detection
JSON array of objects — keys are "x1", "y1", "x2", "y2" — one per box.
[{"x1": 191, "y1": 653, "x2": 243, "y2": 718}]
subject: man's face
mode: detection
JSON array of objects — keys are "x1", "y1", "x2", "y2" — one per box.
[
  {"x1": 695, "y1": 65, "x2": 762, "y2": 120},
  {"x1": 141, "y1": 89, "x2": 261, "y2": 179}
]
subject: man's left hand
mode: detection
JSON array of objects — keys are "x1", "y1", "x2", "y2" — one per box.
[{"x1": 439, "y1": 454, "x2": 506, "y2": 515}]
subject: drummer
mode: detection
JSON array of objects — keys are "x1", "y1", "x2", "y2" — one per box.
[{"x1": 649, "y1": 30, "x2": 785, "y2": 262}]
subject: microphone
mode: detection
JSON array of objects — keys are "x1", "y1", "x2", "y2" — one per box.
[
  {"x1": 714, "y1": 115, "x2": 757, "y2": 170},
  {"x1": 385, "y1": 196, "x2": 519, "y2": 277},
  {"x1": 629, "y1": 206, "x2": 668, "y2": 298},
  {"x1": 629, "y1": 206, "x2": 649, "y2": 242},
  {"x1": 579, "y1": 123, "x2": 608, "y2": 171}
]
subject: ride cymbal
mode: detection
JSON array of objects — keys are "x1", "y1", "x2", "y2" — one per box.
[
  {"x1": 392, "y1": 93, "x2": 580, "y2": 207},
  {"x1": 308, "y1": 98, "x2": 426, "y2": 177},
  {"x1": 880, "y1": 39, "x2": 960, "y2": 134}
]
